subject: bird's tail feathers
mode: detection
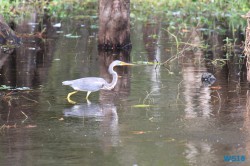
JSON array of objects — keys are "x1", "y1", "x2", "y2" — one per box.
[{"x1": 62, "y1": 81, "x2": 72, "y2": 85}]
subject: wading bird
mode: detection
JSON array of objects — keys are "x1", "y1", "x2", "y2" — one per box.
[{"x1": 62, "y1": 60, "x2": 133, "y2": 104}]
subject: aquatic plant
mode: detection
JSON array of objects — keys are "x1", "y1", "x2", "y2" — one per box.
[
  {"x1": 0, "y1": 0, "x2": 98, "y2": 20},
  {"x1": 1, "y1": 0, "x2": 249, "y2": 30},
  {"x1": 131, "y1": 0, "x2": 250, "y2": 35}
]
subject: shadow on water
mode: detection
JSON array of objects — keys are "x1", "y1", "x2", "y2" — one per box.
[{"x1": 1, "y1": 10, "x2": 250, "y2": 166}]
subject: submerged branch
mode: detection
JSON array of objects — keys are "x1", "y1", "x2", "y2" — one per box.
[
  {"x1": 162, "y1": 28, "x2": 179, "y2": 51},
  {"x1": 21, "y1": 111, "x2": 28, "y2": 123},
  {"x1": 21, "y1": 95, "x2": 39, "y2": 103},
  {"x1": 176, "y1": 80, "x2": 184, "y2": 104}
]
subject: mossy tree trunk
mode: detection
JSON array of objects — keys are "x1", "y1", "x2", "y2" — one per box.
[{"x1": 98, "y1": 0, "x2": 131, "y2": 50}]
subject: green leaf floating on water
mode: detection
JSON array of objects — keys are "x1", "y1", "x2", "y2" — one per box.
[
  {"x1": 0, "y1": 85, "x2": 12, "y2": 90},
  {"x1": 135, "y1": 61, "x2": 161, "y2": 65},
  {"x1": 0, "y1": 85, "x2": 31, "y2": 91},
  {"x1": 90, "y1": 25, "x2": 98, "y2": 29},
  {"x1": 64, "y1": 34, "x2": 81, "y2": 38},
  {"x1": 132, "y1": 104, "x2": 152, "y2": 108},
  {"x1": 15, "y1": 87, "x2": 31, "y2": 91}
]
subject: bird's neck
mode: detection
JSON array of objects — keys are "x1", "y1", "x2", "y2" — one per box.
[{"x1": 105, "y1": 72, "x2": 118, "y2": 90}]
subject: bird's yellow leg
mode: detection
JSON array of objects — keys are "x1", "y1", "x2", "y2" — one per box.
[
  {"x1": 86, "y1": 91, "x2": 91, "y2": 100},
  {"x1": 86, "y1": 99, "x2": 91, "y2": 105},
  {"x1": 67, "y1": 91, "x2": 78, "y2": 104}
]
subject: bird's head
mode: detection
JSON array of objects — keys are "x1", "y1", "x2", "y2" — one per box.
[{"x1": 108, "y1": 60, "x2": 134, "y2": 76}]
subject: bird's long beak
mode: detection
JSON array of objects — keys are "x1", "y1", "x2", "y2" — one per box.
[{"x1": 120, "y1": 62, "x2": 134, "y2": 66}]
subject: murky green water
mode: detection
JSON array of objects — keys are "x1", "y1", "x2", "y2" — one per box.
[{"x1": 0, "y1": 15, "x2": 250, "y2": 166}]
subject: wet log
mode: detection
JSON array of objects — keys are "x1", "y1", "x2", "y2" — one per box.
[
  {"x1": 98, "y1": 0, "x2": 131, "y2": 50},
  {"x1": 244, "y1": 12, "x2": 250, "y2": 81}
]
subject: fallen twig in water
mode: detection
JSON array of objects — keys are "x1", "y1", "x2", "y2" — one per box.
[
  {"x1": 215, "y1": 90, "x2": 222, "y2": 113},
  {"x1": 0, "y1": 124, "x2": 17, "y2": 131},
  {"x1": 211, "y1": 59, "x2": 227, "y2": 66},
  {"x1": 176, "y1": 80, "x2": 184, "y2": 103},
  {"x1": 21, "y1": 95, "x2": 39, "y2": 103},
  {"x1": 143, "y1": 88, "x2": 160, "y2": 105},
  {"x1": 162, "y1": 28, "x2": 179, "y2": 51},
  {"x1": 0, "y1": 124, "x2": 6, "y2": 131},
  {"x1": 21, "y1": 111, "x2": 28, "y2": 123},
  {"x1": 210, "y1": 90, "x2": 222, "y2": 113}
]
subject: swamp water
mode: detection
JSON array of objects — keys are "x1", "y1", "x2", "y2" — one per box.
[{"x1": 0, "y1": 16, "x2": 250, "y2": 166}]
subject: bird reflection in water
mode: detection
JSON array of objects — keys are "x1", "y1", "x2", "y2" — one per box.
[
  {"x1": 63, "y1": 103, "x2": 117, "y2": 121},
  {"x1": 63, "y1": 103, "x2": 120, "y2": 147}
]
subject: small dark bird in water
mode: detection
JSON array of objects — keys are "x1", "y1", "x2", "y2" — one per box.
[{"x1": 201, "y1": 72, "x2": 216, "y2": 86}]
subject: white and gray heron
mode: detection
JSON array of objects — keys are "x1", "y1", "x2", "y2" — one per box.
[{"x1": 62, "y1": 60, "x2": 133, "y2": 104}]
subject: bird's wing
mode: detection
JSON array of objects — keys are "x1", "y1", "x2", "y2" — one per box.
[{"x1": 70, "y1": 77, "x2": 107, "y2": 92}]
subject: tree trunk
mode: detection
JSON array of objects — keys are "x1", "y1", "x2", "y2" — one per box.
[{"x1": 98, "y1": 0, "x2": 131, "y2": 50}]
